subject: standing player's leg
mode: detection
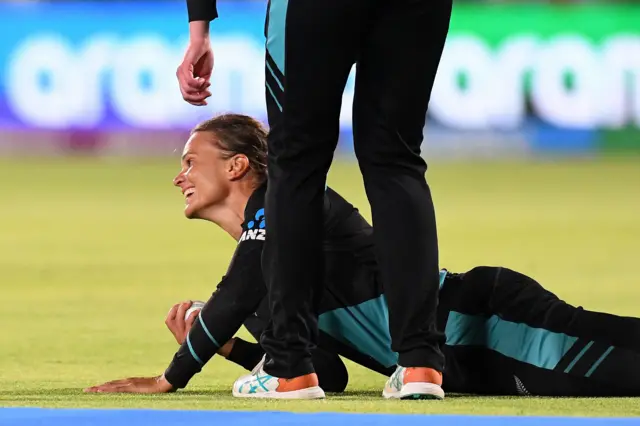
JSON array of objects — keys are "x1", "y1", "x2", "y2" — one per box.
[
  {"x1": 232, "y1": 0, "x2": 363, "y2": 398},
  {"x1": 352, "y1": 0, "x2": 453, "y2": 399},
  {"x1": 440, "y1": 267, "x2": 640, "y2": 396}
]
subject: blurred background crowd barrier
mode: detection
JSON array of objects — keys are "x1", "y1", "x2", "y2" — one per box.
[{"x1": 0, "y1": 0, "x2": 638, "y2": 160}]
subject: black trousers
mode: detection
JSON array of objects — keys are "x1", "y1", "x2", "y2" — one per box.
[
  {"x1": 237, "y1": 266, "x2": 640, "y2": 395},
  {"x1": 259, "y1": 0, "x2": 453, "y2": 378},
  {"x1": 439, "y1": 267, "x2": 640, "y2": 396}
]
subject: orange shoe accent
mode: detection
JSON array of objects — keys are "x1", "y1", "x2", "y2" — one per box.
[
  {"x1": 404, "y1": 367, "x2": 443, "y2": 386},
  {"x1": 276, "y1": 373, "x2": 320, "y2": 392}
]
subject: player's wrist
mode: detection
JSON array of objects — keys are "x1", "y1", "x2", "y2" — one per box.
[
  {"x1": 159, "y1": 373, "x2": 177, "y2": 392},
  {"x1": 163, "y1": 358, "x2": 201, "y2": 391},
  {"x1": 189, "y1": 21, "x2": 211, "y2": 44}
]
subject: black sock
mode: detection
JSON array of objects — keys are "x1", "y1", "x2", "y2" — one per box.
[{"x1": 227, "y1": 338, "x2": 265, "y2": 371}]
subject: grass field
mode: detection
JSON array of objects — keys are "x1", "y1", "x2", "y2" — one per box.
[{"x1": 1, "y1": 155, "x2": 639, "y2": 416}]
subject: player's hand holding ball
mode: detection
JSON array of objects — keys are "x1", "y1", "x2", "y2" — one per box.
[{"x1": 165, "y1": 300, "x2": 205, "y2": 345}]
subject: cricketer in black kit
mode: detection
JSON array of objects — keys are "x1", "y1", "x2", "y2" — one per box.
[
  {"x1": 87, "y1": 114, "x2": 640, "y2": 398},
  {"x1": 180, "y1": 0, "x2": 454, "y2": 400}
]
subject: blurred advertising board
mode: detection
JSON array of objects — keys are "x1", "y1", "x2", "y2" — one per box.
[{"x1": 0, "y1": 2, "x2": 638, "y2": 156}]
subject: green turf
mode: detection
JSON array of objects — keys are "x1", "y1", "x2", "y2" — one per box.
[{"x1": 1, "y1": 156, "x2": 639, "y2": 416}]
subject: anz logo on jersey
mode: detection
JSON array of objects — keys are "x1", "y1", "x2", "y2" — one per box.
[{"x1": 240, "y1": 208, "x2": 266, "y2": 242}]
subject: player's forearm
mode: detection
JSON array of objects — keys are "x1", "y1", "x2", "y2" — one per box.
[
  {"x1": 186, "y1": 0, "x2": 218, "y2": 23},
  {"x1": 163, "y1": 320, "x2": 238, "y2": 389},
  {"x1": 163, "y1": 293, "x2": 262, "y2": 388},
  {"x1": 164, "y1": 240, "x2": 266, "y2": 389},
  {"x1": 163, "y1": 345, "x2": 203, "y2": 389},
  {"x1": 163, "y1": 307, "x2": 232, "y2": 388}
]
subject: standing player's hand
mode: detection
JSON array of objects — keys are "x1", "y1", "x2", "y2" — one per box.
[
  {"x1": 176, "y1": 38, "x2": 213, "y2": 106},
  {"x1": 84, "y1": 375, "x2": 173, "y2": 394},
  {"x1": 165, "y1": 301, "x2": 200, "y2": 345}
]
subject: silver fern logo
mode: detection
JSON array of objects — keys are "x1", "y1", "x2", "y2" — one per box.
[{"x1": 514, "y1": 375, "x2": 531, "y2": 396}]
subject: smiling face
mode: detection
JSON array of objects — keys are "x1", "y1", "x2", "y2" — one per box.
[{"x1": 172, "y1": 132, "x2": 231, "y2": 219}]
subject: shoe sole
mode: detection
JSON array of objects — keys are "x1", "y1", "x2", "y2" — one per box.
[
  {"x1": 383, "y1": 383, "x2": 445, "y2": 400},
  {"x1": 232, "y1": 386, "x2": 326, "y2": 400}
]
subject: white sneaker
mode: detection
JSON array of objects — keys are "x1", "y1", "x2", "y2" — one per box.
[
  {"x1": 232, "y1": 356, "x2": 326, "y2": 400},
  {"x1": 382, "y1": 366, "x2": 445, "y2": 400}
]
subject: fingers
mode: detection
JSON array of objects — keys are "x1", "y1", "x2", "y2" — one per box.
[
  {"x1": 84, "y1": 376, "x2": 170, "y2": 394},
  {"x1": 176, "y1": 42, "x2": 214, "y2": 106},
  {"x1": 165, "y1": 303, "x2": 180, "y2": 328},
  {"x1": 177, "y1": 71, "x2": 209, "y2": 94},
  {"x1": 175, "y1": 301, "x2": 191, "y2": 324},
  {"x1": 185, "y1": 308, "x2": 200, "y2": 331},
  {"x1": 176, "y1": 64, "x2": 207, "y2": 88},
  {"x1": 166, "y1": 301, "x2": 192, "y2": 344},
  {"x1": 182, "y1": 92, "x2": 211, "y2": 106},
  {"x1": 166, "y1": 301, "x2": 191, "y2": 324},
  {"x1": 176, "y1": 64, "x2": 212, "y2": 106},
  {"x1": 84, "y1": 379, "x2": 133, "y2": 393},
  {"x1": 84, "y1": 384, "x2": 118, "y2": 393},
  {"x1": 180, "y1": 86, "x2": 211, "y2": 106}
]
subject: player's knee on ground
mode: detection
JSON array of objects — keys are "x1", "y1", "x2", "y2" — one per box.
[{"x1": 312, "y1": 348, "x2": 349, "y2": 393}]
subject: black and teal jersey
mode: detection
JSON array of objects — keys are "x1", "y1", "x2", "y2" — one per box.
[{"x1": 164, "y1": 181, "x2": 382, "y2": 387}]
